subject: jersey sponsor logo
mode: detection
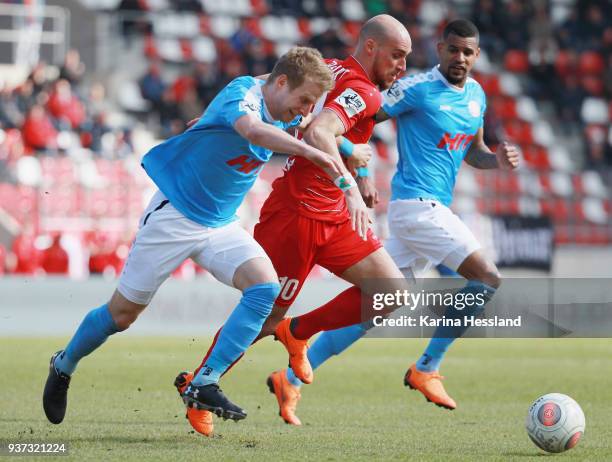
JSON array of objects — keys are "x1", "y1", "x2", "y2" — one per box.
[
  {"x1": 335, "y1": 88, "x2": 366, "y2": 118},
  {"x1": 437, "y1": 132, "x2": 475, "y2": 152},
  {"x1": 226, "y1": 155, "x2": 264, "y2": 174},
  {"x1": 468, "y1": 100, "x2": 481, "y2": 117}
]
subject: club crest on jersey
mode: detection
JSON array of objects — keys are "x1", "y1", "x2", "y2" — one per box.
[
  {"x1": 335, "y1": 88, "x2": 366, "y2": 118},
  {"x1": 468, "y1": 100, "x2": 481, "y2": 117}
]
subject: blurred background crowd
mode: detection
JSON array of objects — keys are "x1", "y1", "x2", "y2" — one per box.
[{"x1": 0, "y1": 0, "x2": 610, "y2": 278}]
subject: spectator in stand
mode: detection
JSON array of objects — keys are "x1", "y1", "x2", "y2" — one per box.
[
  {"x1": 555, "y1": 74, "x2": 586, "y2": 125},
  {"x1": 218, "y1": 58, "x2": 246, "y2": 88},
  {"x1": 500, "y1": 0, "x2": 530, "y2": 51},
  {"x1": 0, "y1": 86, "x2": 24, "y2": 129},
  {"x1": 385, "y1": 0, "x2": 419, "y2": 29},
  {"x1": 472, "y1": 0, "x2": 504, "y2": 60},
  {"x1": 404, "y1": 22, "x2": 437, "y2": 69},
  {"x1": 158, "y1": 87, "x2": 183, "y2": 138},
  {"x1": 584, "y1": 124, "x2": 608, "y2": 169},
  {"x1": 177, "y1": 86, "x2": 201, "y2": 126},
  {"x1": 309, "y1": 28, "x2": 348, "y2": 59},
  {"x1": 21, "y1": 104, "x2": 58, "y2": 153},
  {"x1": 579, "y1": 3, "x2": 607, "y2": 52},
  {"x1": 81, "y1": 113, "x2": 110, "y2": 155},
  {"x1": 171, "y1": 73, "x2": 196, "y2": 105},
  {"x1": 319, "y1": 0, "x2": 341, "y2": 18},
  {"x1": 556, "y1": 7, "x2": 581, "y2": 50},
  {"x1": 193, "y1": 62, "x2": 220, "y2": 108},
  {"x1": 47, "y1": 79, "x2": 86, "y2": 130},
  {"x1": 139, "y1": 61, "x2": 166, "y2": 113},
  {"x1": 88, "y1": 232, "x2": 123, "y2": 277},
  {"x1": 10, "y1": 225, "x2": 40, "y2": 274},
  {"x1": 41, "y1": 233, "x2": 69, "y2": 275},
  {"x1": 28, "y1": 62, "x2": 50, "y2": 99},
  {"x1": 527, "y1": 2, "x2": 558, "y2": 101},
  {"x1": 14, "y1": 79, "x2": 37, "y2": 117},
  {"x1": 59, "y1": 49, "x2": 85, "y2": 87},
  {"x1": 244, "y1": 40, "x2": 276, "y2": 77}
]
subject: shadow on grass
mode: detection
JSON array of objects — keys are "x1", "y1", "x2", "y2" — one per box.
[{"x1": 502, "y1": 450, "x2": 556, "y2": 457}]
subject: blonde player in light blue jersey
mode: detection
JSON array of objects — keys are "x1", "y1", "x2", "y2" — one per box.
[
  {"x1": 42, "y1": 47, "x2": 368, "y2": 428},
  {"x1": 269, "y1": 20, "x2": 520, "y2": 424}
]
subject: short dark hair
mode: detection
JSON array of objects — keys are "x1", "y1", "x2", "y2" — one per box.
[{"x1": 442, "y1": 19, "x2": 479, "y2": 42}]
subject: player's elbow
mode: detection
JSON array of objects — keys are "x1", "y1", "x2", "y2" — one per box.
[{"x1": 303, "y1": 121, "x2": 332, "y2": 148}]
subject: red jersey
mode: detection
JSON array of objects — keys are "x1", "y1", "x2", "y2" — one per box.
[{"x1": 269, "y1": 56, "x2": 382, "y2": 223}]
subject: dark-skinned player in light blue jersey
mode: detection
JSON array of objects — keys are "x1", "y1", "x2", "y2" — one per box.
[
  {"x1": 42, "y1": 47, "x2": 362, "y2": 427},
  {"x1": 267, "y1": 19, "x2": 519, "y2": 424}
]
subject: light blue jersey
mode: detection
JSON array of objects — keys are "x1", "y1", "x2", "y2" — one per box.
[
  {"x1": 382, "y1": 65, "x2": 486, "y2": 206},
  {"x1": 142, "y1": 76, "x2": 299, "y2": 227}
]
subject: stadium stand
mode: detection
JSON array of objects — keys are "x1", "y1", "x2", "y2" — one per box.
[{"x1": 0, "y1": 0, "x2": 610, "y2": 277}]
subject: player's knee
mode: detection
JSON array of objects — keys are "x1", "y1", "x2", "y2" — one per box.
[
  {"x1": 472, "y1": 264, "x2": 501, "y2": 289},
  {"x1": 111, "y1": 308, "x2": 141, "y2": 331},
  {"x1": 481, "y1": 269, "x2": 501, "y2": 289},
  {"x1": 108, "y1": 300, "x2": 145, "y2": 331},
  {"x1": 243, "y1": 282, "x2": 281, "y2": 317}
]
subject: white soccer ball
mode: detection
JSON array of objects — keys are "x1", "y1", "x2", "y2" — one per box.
[{"x1": 525, "y1": 393, "x2": 585, "y2": 453}]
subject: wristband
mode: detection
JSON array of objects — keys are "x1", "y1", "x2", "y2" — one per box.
[
  {"x1": 356, "y1": 167, "x2": 369, "y2": 177},
  {"x1": 334, "y1": 175, "x2": 356, "y2": 192},
  {"x1": 338, "y1": 137, "x2": 354, "y2": 157}
]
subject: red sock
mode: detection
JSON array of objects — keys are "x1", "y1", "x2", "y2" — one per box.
[{"x1": 291, "y1": 286, "x2": 364, "y2": 340}]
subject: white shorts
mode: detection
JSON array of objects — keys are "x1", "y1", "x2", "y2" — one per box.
[
  {"x1": 117, "y1": 191, "x2": 269, "y2": 305},
  {"x1": 384, "y1": 199, "x2": 481, "y2": 276}
]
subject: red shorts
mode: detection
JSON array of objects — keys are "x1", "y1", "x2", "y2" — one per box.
[{"x1": 254, "y1": 206, "x2": 382, "y2": 307}]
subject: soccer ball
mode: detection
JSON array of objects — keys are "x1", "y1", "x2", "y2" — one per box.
[{"x1": 525, "y1": 393, "x2": 585, "y2": 453}]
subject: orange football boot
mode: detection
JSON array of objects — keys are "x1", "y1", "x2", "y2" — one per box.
[
  {"x1": 266, "y1": 370, "x2": 302, "y2": 426},
  {"x1": 403, "y1": 364, "x2": 457, "y2": 410},
  {"x1": 274, "y1": 318, "x2": 313, "y2": 384},
  {"x1": 174, "y1": 371, "x2": 214, "y2": 437}
]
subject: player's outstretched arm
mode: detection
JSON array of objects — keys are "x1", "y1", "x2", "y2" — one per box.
[
  {"x1": 464, "y1": 128, "x2": 520, "y2": 170},
  {"x1": 233, "y1": 113, "x2": 346, "y2": 180},
  {"x1": 304, "y1": 109, "x2": 370, "y2": 239}
]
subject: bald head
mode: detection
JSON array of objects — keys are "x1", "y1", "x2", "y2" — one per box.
[
  {"x1": 357, "y1": 14, "x2": 411, "y2": 49},
  {"x1": 353, "y1": 14, "x2": 411, "y2": 90}
]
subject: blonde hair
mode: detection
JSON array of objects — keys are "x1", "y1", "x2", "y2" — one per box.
[{"x1": 267, "y1": 46, "x2": 334, "y2": 92}]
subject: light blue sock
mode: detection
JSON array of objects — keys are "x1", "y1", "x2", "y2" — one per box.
[
  {"x1": 54, "y1": 303, "x2": 119, "y2": 376},
  {"x1": 192, "y1": 282, "x2": 280, "y2": 386},
  {"x1": 417, "y1": 280, "x2": 495, "y2": 372},
  {"x1": 286, "y1": 322, "x2": 369, "y2": 387}
]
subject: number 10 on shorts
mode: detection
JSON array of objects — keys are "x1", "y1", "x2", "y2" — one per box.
[{"x1": 278, "y1": 277, "x2": 299, "y2": 301}]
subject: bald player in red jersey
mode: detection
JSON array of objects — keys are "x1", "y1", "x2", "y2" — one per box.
[{"x1": 175, "y1": 15, "x2": 412, "y2": 435}]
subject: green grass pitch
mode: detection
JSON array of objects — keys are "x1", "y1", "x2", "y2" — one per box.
[{"x1": 1, "y1": 337, "x2": 611, "y2": 461}]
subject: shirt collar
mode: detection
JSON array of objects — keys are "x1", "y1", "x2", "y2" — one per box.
[
  {"x1": 258, "y1": 80, "x2": 276, "y2": 122},
  {"x1": 347, "y1": 55, "x2": 370, "y2": 80},
  {"x1": 433, "y1": 65, "x2": 465, "y2": 92}
]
